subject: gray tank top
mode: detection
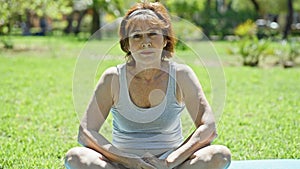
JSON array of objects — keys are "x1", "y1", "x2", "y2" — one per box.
[{"x1": 111, "y1": 62, "x2": 185, "y2": 150}]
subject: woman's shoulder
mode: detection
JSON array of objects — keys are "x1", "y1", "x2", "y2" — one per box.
[
  {"x1": 98, "y1": 65, "x2": 121, "y2": 86},
  {"x1": 172, "y1": 62, "x2": 194, "y2": 76},
  {"x1": 97, "y1": 66, "x2": 120, "y2": 98},
  {"x1": 172, "y1": 62, "x2": 199, "y2": 87},
  {"x1": 101, "y1": 65, "x2": 121, "y2": 78}
]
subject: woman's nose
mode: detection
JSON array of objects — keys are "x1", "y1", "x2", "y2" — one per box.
[
  {"x1": 141, "y1": 35, "x2": 152, "y2": 48},
  {"x1": 142, "y1": 42, "x2": 152, "y2": 48}
]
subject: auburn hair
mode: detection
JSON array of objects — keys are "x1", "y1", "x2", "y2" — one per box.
[{"x1": 119, "y1": 2, "x2": 176, "y2": 63}]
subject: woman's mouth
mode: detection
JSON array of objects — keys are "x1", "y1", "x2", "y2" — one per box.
[{"x1": 140, "y1": 50, "x2": 155, "y2": 55}]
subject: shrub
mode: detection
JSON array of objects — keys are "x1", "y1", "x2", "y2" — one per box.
[
  {"x1": 273, "y1": 40, "x2": 300, "y2": 68},
  {"x1": 234, "y1": 19, "x2": 257, "y2": 38},
  {"x1": 238, "y1": 37, "x2": 270, "y2": 67},
  {"x1": 1, "y1": 36, "x2": 14, "y2": 49}
]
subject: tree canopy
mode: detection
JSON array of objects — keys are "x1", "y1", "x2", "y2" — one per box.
[{"x1": 1, "y1": 0, "x2": 300, "y2": 38}]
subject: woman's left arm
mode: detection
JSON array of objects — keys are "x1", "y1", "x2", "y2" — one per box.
[{"x1": 166, "y1": 64, "x2": 217, "y2": 168}]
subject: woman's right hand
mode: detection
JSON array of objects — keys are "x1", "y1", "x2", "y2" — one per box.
[{"x1": 123, "y1": 157, "x2": 156, "y2": 169}]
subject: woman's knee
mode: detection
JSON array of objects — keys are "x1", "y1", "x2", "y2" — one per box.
[
  {"x1": 191, "y1": 145, "x2": 231, "y2": 169},
  {"x1": 210, "y1": 145, "x2": 231, "y2": 169},
  {"x1": 64, "y1": 147, "x2": 114, "y2": 169},
  {"x1": 65, "y1": 147, "x2": 84, "y2": 169}
]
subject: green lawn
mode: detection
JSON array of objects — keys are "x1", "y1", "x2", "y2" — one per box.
[{"x1": 0, "y1": 36, "x2": 299, "y2": 168}]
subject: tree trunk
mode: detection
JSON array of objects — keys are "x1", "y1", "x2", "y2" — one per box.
[
  {"x1": 202, "y1": 0, "x2": 211, "y2": 39},
  {"x1": 64, "y1": 11, "x2": 74, "y2": 34},
  {"x1": 216, "y1": 0, "x2": 226, "y2": 13},
  {"x1": 91, "y1": 7, "x2": 101, "y2": 39},
  {"x1": 249, "y1": 0, "x2": 260, "y2": 13},
  {"x1": 283, "y1": 0, "x2": 293, "y2": 40},
  {"x1": 74, "y1": 10, "x2": 88, "y2": 35},
  {"x1": 23, "y1": 9, "x2": 31, "y2": 35}
]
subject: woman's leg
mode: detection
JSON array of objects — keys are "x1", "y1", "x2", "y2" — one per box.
[
  {"x1": 176, "y1": 145, "x2": 231, "y2": 169},
  {"x1": 64, "y1": 147, "x2": 124, "y2": 169}
]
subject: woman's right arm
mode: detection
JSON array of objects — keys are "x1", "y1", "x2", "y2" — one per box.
[{"x1": 77, "y1": 67, "x2": 154, "y2": 169}]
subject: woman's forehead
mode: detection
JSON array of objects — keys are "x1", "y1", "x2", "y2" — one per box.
[
  {"x1": 127, "y1": 16, "x2": 162, "y2": 33},
  {"x1": 129, "y1": 22, "x2": 160, "y2": 32}
]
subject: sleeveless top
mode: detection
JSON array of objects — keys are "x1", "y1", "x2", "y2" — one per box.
[{"x1": 110, "y1": 62, "x2": 185, "y2": 151}]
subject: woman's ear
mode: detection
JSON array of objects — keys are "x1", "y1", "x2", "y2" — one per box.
[{"x1": 164, "y1": 40, "x2": 167, "y2": 47}]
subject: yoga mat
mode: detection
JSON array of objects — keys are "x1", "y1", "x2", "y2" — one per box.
[{"x1": 229, "y1": 159, "x2": 300, "y2": 169}]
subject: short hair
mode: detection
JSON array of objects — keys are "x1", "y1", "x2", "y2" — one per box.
[{"x1": 119, "y1": 2, "x2": 176, "y2": 64}]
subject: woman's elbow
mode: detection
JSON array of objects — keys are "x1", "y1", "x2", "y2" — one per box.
[
  {"x1": 77, "y1": 126, "x2": 87, "y2": 146},
  {"x1": 198, "y1": 122, "x2": 217, "y2": 145}
]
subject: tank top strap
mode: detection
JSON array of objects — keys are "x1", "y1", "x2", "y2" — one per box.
[
  {"x1": 116, "y1": 63, "x2": 127, "y2": 99},
  {"x1": 116, "y1": 63, "x2": 126, "y2": 83},
  {"x1": 167, "y1": 62, "x2": 177, "y2": 98}
]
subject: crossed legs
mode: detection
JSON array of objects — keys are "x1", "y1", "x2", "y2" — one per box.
[
  {"x1": 65, "y1": 147, "x2": 123, "y2": 169},
  {"x1": 64, "y1": 145, "x2": 231, "y2": 169},
  {"x1": 176, "y1": 145, "x2": 231, "y2": 169}
]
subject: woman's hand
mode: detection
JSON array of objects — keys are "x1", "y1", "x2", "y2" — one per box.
[
  {"x1": 142, "y1": 156, "x2": 170, "y2": 169},
  {"x1": 123, "y1": 157, "x2": 156, "y2": 169}
]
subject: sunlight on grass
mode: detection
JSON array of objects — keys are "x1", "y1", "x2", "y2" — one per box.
[{"x1": 0, "y1": 37, "x2": 299, "y2": 168}]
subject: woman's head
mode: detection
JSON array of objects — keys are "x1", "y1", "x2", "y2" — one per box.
[{"x1": 119, "y1": 2, "x2": 176, "y2": 64}]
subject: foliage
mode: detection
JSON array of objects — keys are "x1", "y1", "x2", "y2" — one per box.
[
  {"x1": 1, "y1": 36, "x2": 14, "y2": 49},
  {"x1": 288, "y1": 41, "x2": 300, "y2": 61},
  {"x1": 93, "y1": 0, "x2": 125, "y2": 16},
  {"x1": 237, "y1": 37, "x2": 270, "y2": 66},
  {"x1": 234, "y1": 19, "x2": 257, "y2": 37},
  {"x1": 0, "y1": 0, "x2": 72, "y2": 38},
  {"x1": 0, "y1": 0, "x2": 125, "y2": 36},
  {"x1": 165, "y1": 0, "x2": 205, "y2": 19},
  {"x1": 175, "y1": 39, "x2": 189, "y2": 51},
  {"x1": 273, "y1": 40, "x2": 300, "y2": 68},
  {"x1": 230, "y1": 0, "x2": 255, "y2": 11},
  {"x1": 166, "y1": 0, "x2": 259, "y2": 38},
  {"x1": 230, "y1": 0, "x2": 300, "y2": 14},
  {"x1": 0, "y1": 0, "x2": 72, "y2": 23},
  {"x1": 2, "y1": 0, "x2": 300, "y2": 38},
  {"x1": 228, "y1": 38, "x2": 300, "y2": 67}
]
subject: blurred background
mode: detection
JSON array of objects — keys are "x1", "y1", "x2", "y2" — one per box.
[
  {"x1": 1, "y1": 0, "x2": 300, "y2": 40},
  {"x1": 1, "y1": 0, "x2": 300, "y2": 67}
]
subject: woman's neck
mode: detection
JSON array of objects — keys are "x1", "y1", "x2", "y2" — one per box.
[
  {"x1": 129, "y1": 61, "x2": 166, "y2": 82},
  {"x1": 135, "y1": 59, "x2": 161, "y2": 70}
]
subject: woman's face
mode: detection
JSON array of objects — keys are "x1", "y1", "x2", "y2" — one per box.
[{"x1": 127, "y1": 19, "x2": 166, "y2": 65}]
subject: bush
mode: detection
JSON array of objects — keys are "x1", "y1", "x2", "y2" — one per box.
[
  {"x1": 1, "y1": 36, "x2": 14, "y2": 49},
  {"x1": 237, "y1": 37, "x2": 270, "y2": 67},
  {"x1": 234, "y1": 19, "x2": 257, "y2": 37},
  {"x1": 273, "y1": 40, "x2": 300, "y2": 68}
]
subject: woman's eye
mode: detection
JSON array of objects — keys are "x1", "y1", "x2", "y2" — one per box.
[
  {"x1": 132, "y1": 34, "x2": 142, "y2": 39},
  {"x1": 148, "y1": 32, "x2": 158, "y2": 37}
]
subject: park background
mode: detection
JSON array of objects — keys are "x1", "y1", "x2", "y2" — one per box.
[{"x1": 0, "y1": 0, "x2": 299, "y2": 168}]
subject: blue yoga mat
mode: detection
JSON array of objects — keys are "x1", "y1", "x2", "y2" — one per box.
[{"x1": 229, "y1": 159, "x2": 300, "y2": 169}]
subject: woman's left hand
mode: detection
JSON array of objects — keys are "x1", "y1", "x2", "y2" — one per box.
[{"x1": 142, "y1": 156, "x2": 170, "y2": 169}]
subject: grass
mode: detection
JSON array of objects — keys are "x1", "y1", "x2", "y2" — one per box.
[
  {"x1": 215, "y1": 67, "x2": 300, "y2": 159},
  {"x1": 0, "y1": 36, "x2": 299, "y2": 168}
]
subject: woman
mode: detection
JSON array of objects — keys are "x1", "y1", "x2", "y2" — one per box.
[{"x1": 65, "y1": 1, "x2": 231, "y2": 169}]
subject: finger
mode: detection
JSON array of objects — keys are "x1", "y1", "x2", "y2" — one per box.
[
  {"x1": 139, "y1": 160, "x2": 156, "y2": 169},
  {"x1": 143, "y1": 157, "x2": 156, "y2": 164},
  {"x1": 141, "y1": 163, "x2": 156, "y2": 169},
  {"x1": 144, "y1": 158, "x2": 163, "y2": 167}
]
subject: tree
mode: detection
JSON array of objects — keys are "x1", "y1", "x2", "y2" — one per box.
[
  {"x1": 231, "y1": 0, "x2": 300, "y2": 39},
  {"x1": 249, "y1": 0, "x2": 260, "y2": 13},
  {"x1": 90, "y1": 0, "x2": 125, "y2": 38},
  {"x1": 283, "y1": 0, "x2": 294, "y2": 39},
  {"x1": 64, "y1": 0, "x2": 125, "y2": 38},
  {"x1": 0, "y1": 0, "x2": 71, "y2": 35}
]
